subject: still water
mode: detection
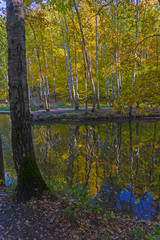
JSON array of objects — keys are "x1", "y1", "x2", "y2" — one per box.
[{"x1": 0, "y1": 114, "x2": 160, "y2": 221}]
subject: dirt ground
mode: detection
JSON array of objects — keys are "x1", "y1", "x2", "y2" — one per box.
[{"x1": 0, "y1": 186, "x2": 159, "y2": 240}]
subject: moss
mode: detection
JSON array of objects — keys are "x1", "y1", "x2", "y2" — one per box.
[{"x1": 16, "y1": 157, "x2": 48, "y2": 201}]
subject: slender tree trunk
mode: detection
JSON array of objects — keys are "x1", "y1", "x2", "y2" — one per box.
[
  {"x1": 116, "y1": 0, "x2": 121, "y2": 96},
  {"x1": 130, "y1": 0, "x2": 139, "y2": 116},
  {"x1": 111, "y1": 54, "x2": 114, "y2": 105},
  {"x1": 64, "y1": 15, "x2": 76, "y2": 109},
  {"x1": 73, "y1": 0, "x2": 96, "y2": 111},
  {"x1": 95, "y1": 3, "x2": 99, "y2": 109},
  {"x1": 6, "y1": 0, "x2": 47, "y2": 200},
  {"x1": 104, "y1": 28, "x2": 110, "y2": 106},
  {"x1": 40, "y1": 29, "x2": 50, "y2": 111},
  {"x1": 139, "y1": 1, "x2": 147, "y2": 75},
  {"x1": 0, "y1": 134, "x2": 5, "y2": 184},
  {"x1": 31, "y1": 26, "x2": 49, "y2": 111},
  {"x1": 51, "y1": 52, "x2": 56, "y2": 102},
  {"x1": 82, "y1": 46, "x2": 87, "y2": 113},
  {"x1": 72, "y1": 15, "x2": 79, "y2": 110},
  {"x1": 132, "y1": 0, "x2": 139, "y2": 86},
  {"x1": 59, "y1": 14, "x2": 73, "y2": 107}
]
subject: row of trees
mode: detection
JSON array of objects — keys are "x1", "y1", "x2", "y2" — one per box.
[{"x1": 1, "y1": 0, "x2": 160, "y2": 112}]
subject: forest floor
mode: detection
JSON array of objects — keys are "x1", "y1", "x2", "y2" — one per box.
[{"x1": 0, "y1": 186, "x2": 160, "y2": 240}]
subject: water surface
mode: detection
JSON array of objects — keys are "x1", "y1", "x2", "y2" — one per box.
[{"x1": 0, "y1": 115, "x2": 160, "y2": 220}]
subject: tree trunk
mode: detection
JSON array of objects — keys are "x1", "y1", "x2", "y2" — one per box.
[
  {"x1": 116, "y1": 0, "x2": 121, "y2": 96},
  {"x1": 6, "y1": 0, "x2": 47, "y2": 201},
  {"x1": 0, "y1": 134, "x2": 5, "y2": 184},
  {"x1": 104, "y1": 28, "x2": 110, "y2": 106},
  {"x1": 82, "y1": 46, "x2": 87, "y2": 113},
  {"x1": 59, "y1": 14, "x2": 73, "y2": 107},
  {"x1": 51, "y1": 52, "x2": 56, "y2": 102},
  {"x1": 40, "y1": 29, "x2": 50, "y2": 111},
  {"x1": 95, "y1": 3, "x2": 99, "y2": 109},
  {"x1": 31, "y1": 25, "x2": 49, "y2": 111},
  {"x1": 73, "y1": 0, "x2": 96, "y2": 111},
  {"x1": 132, "y1": 0, "x2": 139, "y2": 86},
  {"x1": 72, "y1": 15, "x2": 79, "y2": 110},
  {"x1": 64, "y1": 15, "x2": 76, "y2": 109}
]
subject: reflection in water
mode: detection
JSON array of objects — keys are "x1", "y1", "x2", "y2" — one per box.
[
  {"x1": 33, "y1": 121, "x2": 160, "y2": 220},
  {"x1": 1, "y1": 115, "x2": 160, "y2": 220}
]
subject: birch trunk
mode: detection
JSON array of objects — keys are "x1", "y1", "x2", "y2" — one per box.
[
  {"x1": 64, "y1": 15, "x2": 76, "y2": 109},
  {"x1": 130, "y1": 0, "x2": 139, "y2": 117},
  {"x1": 95, "y1": 3, "x2": 99, "y2": 108},
  {"x1": 40, "y1": 30, "x2": 50, "y2": 111},
  {"x1": 31, "y1": 26, "x2": 49, "y2": 111},
  {"x1": 82, "y1": 46, "x2": 87, "y2": 112},
  {"x1": 132, "y1": 0, "x2": 139, "y2": 86},
  {"x1": 116, "y1": 0, "x2": 121, "y2": 95},
  {"x1": 0, "y1": 134, "x2": 5, "y2": 184},
  {"x1": 111, "y1": 54, "x2": 114, "y2": 105},
  {"x1": 104, "y1": 28, "x2": 110, "y2": 106},
  {"x1": 59, "y1": 14, "x2": 73, "y2": 107},
  {"x1": 72, "y1": 15, "x2": 79, "y2": 110},
  {"x1": 51, "y1": 52, "x2": 56, "y2": 102},
  {"x1": 73, "y1": 0, "x2": 96, "y2": 111},
  {"x1": 6, "y1": 0, "x2": 47, "y2": 200}
]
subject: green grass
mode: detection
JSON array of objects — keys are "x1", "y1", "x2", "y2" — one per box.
[
  {"x1": 0, "y1": 107, "x2": 10, "y2": 111},
  {"x1": 134, "y1": 225, "x2": 160, "y2": 240}
]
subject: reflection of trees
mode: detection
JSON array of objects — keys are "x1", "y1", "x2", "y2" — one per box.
[
  {"x1": 31, "y1": 121, "x2": 160, "y2": 211},
  {"x1": 2, "y1": 116, "x2": 160, "y2": 218}
]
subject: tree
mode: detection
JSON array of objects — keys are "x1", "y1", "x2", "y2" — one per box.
[
  {"x1": 6, "y1": 0, "x2": 47, "y2": 200},
  {"x1": 0, "y1": 134, "x2": 5, "y2": 184}
]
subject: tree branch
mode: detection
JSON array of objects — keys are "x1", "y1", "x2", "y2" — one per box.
[
  {"x1": 136, "y1": 34, "x2": 160, "y2": 49},
  {"x1": 83, "y1": 0, "x2": 114, "y2": 27}
]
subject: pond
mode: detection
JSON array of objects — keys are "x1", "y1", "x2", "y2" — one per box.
[{"x1": 0, "y1": 114, "x2": 160, "y2": 221}]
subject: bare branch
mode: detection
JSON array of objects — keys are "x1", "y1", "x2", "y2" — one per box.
[
  {"x1": 83, "y1": 0, "x2": 114, "y2": 27},
  {"x1": 136, "y1": 34, "x2": 160, "y2": 49}
]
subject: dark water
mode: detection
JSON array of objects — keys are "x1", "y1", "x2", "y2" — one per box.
[{"x1": 0, "y1": 114, "x2": 160, "y2": 221}]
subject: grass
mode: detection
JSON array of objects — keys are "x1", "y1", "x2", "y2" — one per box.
[
  {"x1": 0, "y1": 105, "x2": 10, "y2": 111},
  {"x1": 134, "y1": 225, "x2": 160, "y2": 240}
]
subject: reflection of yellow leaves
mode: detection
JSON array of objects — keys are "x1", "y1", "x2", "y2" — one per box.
[
  {"x1": 135, "y1": 198, "x2": 140, "y2": 204},
  {"x1": 157, "y1": 215, "x2": 160, "y2": 220}
]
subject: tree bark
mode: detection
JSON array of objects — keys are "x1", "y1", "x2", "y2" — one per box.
[
  {"x1": 73, "y1": 0, "x2": 96, "y2": 111},
  {"x1": 72, "y1": 15, "x2": 79, "y2": 110},
  {"x1": 64, "y1": 15, "x2": 76, "y2": 109},
  {"x1": 59, "y1": 14, "x2": 73, "y2": 107},
  {"x1": 95, "y1": 2, "x2": 99, "y2": 109},
  {"x1": 31, "y1": 25, "x2": 49, "y2": 111},
  {"x1": 6, "y1": 0, "x2": 47, "y2": 200},
  {"x1": 0, "y1": 134, "x2": 5, "y2": 184}
]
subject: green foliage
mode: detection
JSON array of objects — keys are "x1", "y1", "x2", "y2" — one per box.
[
  {"x1": 63, "y1": 207, "x2": 78, "y2": 225},
  {"x1": 134, "y1": 226, "x2": 160, "y2": 240}
]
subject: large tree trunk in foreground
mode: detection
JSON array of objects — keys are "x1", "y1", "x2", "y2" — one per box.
[
  {"x1": 0, "y1": 134, "x2": 5, "y2": 184},
  {"x1": 6, "y1": 0, "x2": 47, "y2": 200}
]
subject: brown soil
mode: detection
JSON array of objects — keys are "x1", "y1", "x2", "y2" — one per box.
[{"x1": 0, "y1": 186, "x2": 159, "y2": 240}]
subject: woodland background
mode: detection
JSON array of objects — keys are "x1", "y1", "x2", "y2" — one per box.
[{"x1": 0, "y1": 0, "x2": 160, "y2": 111}]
